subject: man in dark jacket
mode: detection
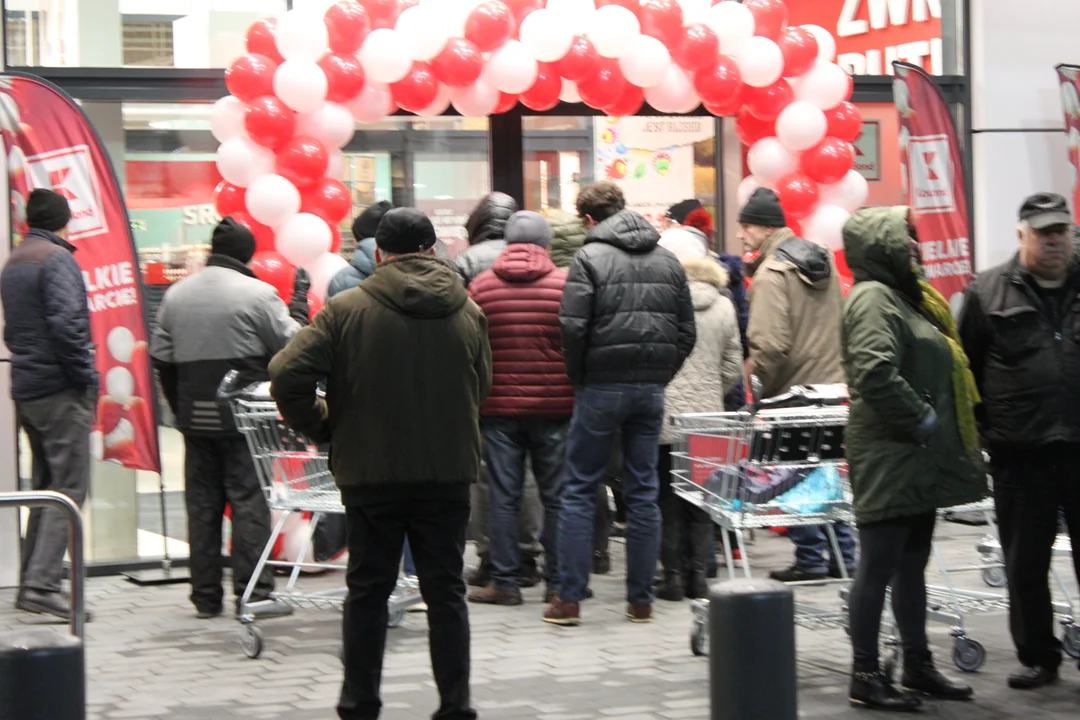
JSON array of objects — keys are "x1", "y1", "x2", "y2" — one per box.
[
  {"x1": 326, "y1": 200, "x2": 392, "y2": 298},
  {"x1": 1, "y1": 189, "x2": 96, "y2": 620},
  {"x1": 467, "y1": 211, "x2": 573, "y2": 606},
  {"x1": 544, "y1": 182, "x2": 696, "y2": 626},
  {"x1": 959, "y1": 192, "x2": 1080, "y2": 690},
  {"x1": 270, "y1": 208, "x2": 490, "y2": 720},
  {"x1": 151, "y1": 217, "x2": 305, "y2": 619}
]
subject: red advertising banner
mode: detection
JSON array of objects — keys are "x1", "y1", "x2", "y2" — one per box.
[
  {"x1": 1056, "y1": 64, "x2": 1080, "y2": 221},
  {"x1": 1, "y1": 72, "x2": 161, "y2": 473},
  {"x1": 892, "y1": 61, "x2": 972, "y2": 309}
]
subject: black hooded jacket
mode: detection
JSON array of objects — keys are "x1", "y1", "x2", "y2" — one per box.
[{"x1": 454, "y1": 192, "x2": 519, "y2": 286}]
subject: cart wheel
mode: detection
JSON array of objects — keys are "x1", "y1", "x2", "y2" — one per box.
[
  {"x1": 691, "y1": 624, "x2": 708, "y2": 657},
  {"x1": 1063, "y1": 625, "x2": 1080, "y2": 660},
  {"x1": 387, "y1": 606, "x2": 405, "y2": 629},
  {"x1": 952, "y1": 637, "x2": 985, "y2": 672},
  {"x1": 981, "y1": 566, "x2": 1007, "y2": 588},
  {"x1": 240, "y1": 624, "x2": 264, "y2": 659}
]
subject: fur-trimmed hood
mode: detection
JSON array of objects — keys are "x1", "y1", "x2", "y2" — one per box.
[{"x1": 683, "y1": 258, "x2": 730, "y2": 311}]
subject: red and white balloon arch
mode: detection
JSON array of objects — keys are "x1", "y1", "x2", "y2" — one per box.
[{"x1": 212, "y1": 0, "x2": 868, "y2": 301}]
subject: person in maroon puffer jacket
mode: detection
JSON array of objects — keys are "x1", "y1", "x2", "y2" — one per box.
[{"x1": 466, "y1": 211, "x2": 574, "y2": 606}]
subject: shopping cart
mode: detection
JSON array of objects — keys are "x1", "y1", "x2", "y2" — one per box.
[{"x1": 222, "y1": 375, "x2": 423, "y2": 659}]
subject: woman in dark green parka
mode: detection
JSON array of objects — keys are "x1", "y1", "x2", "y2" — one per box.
[{"x1": 842, "y1": 206, "x2": 986, "y2": 711}]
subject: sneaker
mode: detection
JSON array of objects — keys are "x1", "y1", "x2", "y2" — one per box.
[
  {"x1": 543, "y1": 599, "x2": 581, "y2": 626},
  {"x1": 468, "y1": 583, "x2": 523, "y2": 606},
  {"x1": 15, "y1": 589, "x2": 93, "y2": 623},
  {"x1": 769, "y1": 565, "x2": 828, "y2": 583},
  {"x1": 626, "y1": 604, "x2": 653, "y2": 623}
]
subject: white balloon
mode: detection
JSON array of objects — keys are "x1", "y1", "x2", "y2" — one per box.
[
  {"x1": 706, "y1": 1, "x2": 756, "y2": 58},
  {"x1": 560, "y1": 79, "x2": 582, "y2": 104},
  {"x1": 588, "y1": 5, "x2": 641, "y2": 59},
  {"x1": 487, "y1": 41, "x2": 539, "y2": 94},
  {"x1": 348, "y1": 82, "x2": 395, "y2": 124},
  {"x1": 520, "y1": 9, "x2": 576, "y2": 63},
  {"x1": 246, "y1": 174, "x2": 302, "y2": 228},
  {"x1": 820, "y1": 170, "x2": 869, "y2": 213},
  {"x1": 620, "y1": 36, "x2": 671, "y2": 88},
  {"x1": 776, "y1": 100, "x2": 827, "y2": 151},
  {"x1": 274, "y1": 60, "x2": 329, "y2": 113},
  {"x1": 326, "y1": 149, "x2": 346, "y2": 179},
  {"x1": 679, "y1": 0, "x2": 712, "y2": 25},
  {"x1": 801, "y1": 25, "x2": 836, "y2": 63},
  {"x1": 645, "y1": 65, "x2": 696, "y2": 114},
  {"x1": 210, "y1": 96, "x2": 246, "y2": 143},
  {"x1": 736, "y1": 37, "x2": 783, "y2": 88},
  {"x1": 359, "y1": 29, "x2": 415, "y2": 84},
  {"x1": 803, "y1": 204, "x2": 851, "y2": 251},
  {"x1": 795, "y1": 61, "x2": 850, "y2": 110},
  {"x1": 737, "y1": 175, "x2": 764, "y2": 208},
  {"x1": 546, "y1": 0, "x2": 596, "y2": 35},
  {"x1": 305, "y1": 252, "x2": 351, "y2": 301},
  {"x1": 747, "y1": 137, "x2": 798, "y2": 184},
  {"x1": 297, "y1": 102, "x2": 356, "y2": 148},
  {"x1": 216, "y1": 138, "x2": 275, "y2": 188},
  {"x1": 418, "y1": 83, "x2": 453, "y2": 117},
  {"x1": 107, "y1": 326, "x2": 136, "y2": 364},
  {"x1": 451, "y1": 79, "x2": 500, "y2": 116},
  {"x1": 395, "y1": 5, "x2": 450, "y2": 61},
  {"x1": 106, "y1": 367, "x2": 135, "y2": 406},
  {"x1": 275, "y1": 8, "x2": 330, "y2": 62},
  {"x1": 276, "y1": 213, "x2": 334, "y2": 267}
]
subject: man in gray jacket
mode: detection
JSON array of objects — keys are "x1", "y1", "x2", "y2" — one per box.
[{"x1": 151, "y1": 217, "x2": 305, "y2": 618}]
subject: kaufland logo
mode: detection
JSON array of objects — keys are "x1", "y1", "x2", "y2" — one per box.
[
  {"x1": 24, "y1": 145, "x2": 109, "y2": 240},
  {"x1": 908, "y1": 135, "x2": 954, "y2": 214}
]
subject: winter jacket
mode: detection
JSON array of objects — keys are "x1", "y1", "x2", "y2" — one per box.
[
  {"x1": 716, "y1": 252, "x2": 749, "y2": 356},
  {"x1": 660, "y1": 259, "x2": 743, "y2": 444},
  {"x1": 842, "y1": 207, "x2": 985, "y2": 524},
  {"x1": 544, "y1": 209, "x2": 587, "y2": 270},
  {"x1": 150, "y1": 255, "x2": 301, "y2": 436},
  {"x1": 469, "y1": 243, "x2": 573, "y2": 418},
  {"x1": 958, "y1": 253, "x2": 1080, "y2": 453},
  {"x1": 746, "y1": 228, "x2": 844, "y2": 399},
  {"x1": 326, "y1": 237, "x2": 377, "y2": 298},
  {"x1": 454, "y1": 192, "x2": 518, "y2": 286},
  {"x1": 1, "y1": 228, "x2": 96, "y2": 401},
  {"x1": 560, "y1": 209, "x2": 696, "y2": 387},
  {"x1": 659, "y1": 226, "x2": 709, "y2": 262},
  {"x1": 269, "y1": 254, "x2": 492, "y2": 504}
]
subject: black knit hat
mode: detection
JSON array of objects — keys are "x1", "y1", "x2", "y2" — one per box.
[
  {"x1": 666, "y1": 198, "x2": 703, "y2": 225},
  {"x1": 738, "y1": 188, "x2": 786, "y2": 228},
  {"x1": 26, "y1": 188, "x2": 72, "y2": 232},
  {"x1": 353, "y1": 200, "x2": 393, "y2": 240},
  {"x1": 212, "y1": 217, "x2": 257, "y2": 264},
  {"x1": 375, "y1": 208, "x2": 438, "y2": 255}
]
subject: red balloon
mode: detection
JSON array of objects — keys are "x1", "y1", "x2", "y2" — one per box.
[
  {"x1": 392, "y1": 62, "x2": 439, "y2": 113},
  {"x1": 464, "y1": 1, "x2": 515, "y2": 53},
  {"x1": 694, "y1": 56, "x2": 743, "y2": 114},
  {"x1": 250, "y1": 251, "x2": 294, "y2": 302},
  {"x1": 640, "y1": 0, "x2": 684, "y2": 49},
  {"x1": 319, "y1": 54, "x2": 367, "y2": 102},
  {"x1": 246, "y1": 18, "x2": 284, "y2": 64},
  {"x1": 605, "y1": 83, "x2": 645, "y2": 117},
  {"x1": 503, "y1": 0, "x2": 543, "y2": 24},
  {"x1": 325, "y1": 1, "x2": 371, "y2": 54},
  {"x1": 277, "y1": 136, "x2": 330, "y2": 190},
  {"x1": 774, "y1": 172, "x2": 820, "y2": 220},
  {"x1": 521, "y1": 63, "x2": 562, "y2": 112},
  {"x1": 578, "y1": 59, "x2": 628, "y2": 110},
  {"x1": 244, "y1": 95, "x2": 297, "y2": 150},
  {"x1": 301, "y1": 178, "x2": 353, "y2": 224},
  {"x1": 363, "y1": 0, "x2": 408, "y2": 29},
  {"x1": 558, "y1": 36, "x2": 601, "y2": 82},
  {"x1": 745, "y1": 0, "x2": 788, "y2": 41},
  {"x1": 735, "y1": 106, "x2": 775, "y2": 145},
  {"x1": 431, "y1": 39, "x2": 484, "y2": 88},
  {"x1": 778, "y1": 26, "x2": 818, "y2": 78},
  {"x1": 225, "y1": 54, "x2": 278, "y2": 103},
  {"x1": 800, "y1": 137, "x2": 855, "y2": 185},
  {"x1": 597, "y1": 0, "x2": 641, "y2": 15},
  {"x1": 674, "y1": 24, "x2": 719, "y2": 72},
  {"x1": 744, "y1": 78, "x2": 793, "y2": 122},
  {"x1": 494, "y1": 92, "x2": 520, "y2": 114},
  {"x1": 825, "y1": 101, "x2": 863, "y2": 143},
  {"x1": 214, "y1": 182, "x2": 246, "y2": 218},
  {"x1": 231, "y1": 211, "x2": 276, "y2": 255}
]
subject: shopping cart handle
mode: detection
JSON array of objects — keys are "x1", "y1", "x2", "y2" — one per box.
[{"x1": 755, "y1": 384, "x2": 849, "y2": 411}]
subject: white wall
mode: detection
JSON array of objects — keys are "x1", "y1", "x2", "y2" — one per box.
[
  {"x1": 971, "y1": 0, "x2": 1080, "y2": 270},
  {"x1": 0, "y1": 50, "x2": 19, "y2": 587}
]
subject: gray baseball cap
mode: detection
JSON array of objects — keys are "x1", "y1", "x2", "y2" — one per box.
[{"x1": 1019, "y1": 192, "x2": 1072, "y2": 229}]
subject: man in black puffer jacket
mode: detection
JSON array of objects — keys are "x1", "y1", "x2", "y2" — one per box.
[{"x1": 544, "y1": 182, "x2": 695, "y2": 626}]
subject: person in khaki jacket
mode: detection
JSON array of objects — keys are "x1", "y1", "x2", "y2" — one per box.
[{"x1": 738, "y1": 187, "x2": 857, "y2": 582}]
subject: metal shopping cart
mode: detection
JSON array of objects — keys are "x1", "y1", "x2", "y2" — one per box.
[{"x1": 222, "y1": 375, "x2": 423, "y2": 659}]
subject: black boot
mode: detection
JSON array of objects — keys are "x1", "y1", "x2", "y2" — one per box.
[
  {"x1": 656, "y1": 572, "x2": 685, "y2": 602},
  {"x1": 849, "y1": 671, "x2": 922, "y2": 712},
  {"x1": 901, "y1": 655, "x2": 973, "y2": 700}
]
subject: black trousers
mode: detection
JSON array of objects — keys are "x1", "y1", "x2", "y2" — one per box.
[
  {"x1": 184, "y1": 434, "x2": 274, "y2": 612},
  {"x1": 657, "y1": 444, "x2": 712, "y2": 576},
  {"x1": 992, "y1": 446, "x2": 1080, "y2": 669},
  {"x1": 848, "y1": 513, "x2": 936, "y2": 672},
  {"x1": 338, "y1": 489, "x2": 476, "y2": 720}
]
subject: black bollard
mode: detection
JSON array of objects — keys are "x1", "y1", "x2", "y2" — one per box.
[
  {"x1": 0, "y1": 629, "x2": 85, "y2": 720},
  {"x1": 709, "y1": 578, "x2": 797, "y2": 720}
]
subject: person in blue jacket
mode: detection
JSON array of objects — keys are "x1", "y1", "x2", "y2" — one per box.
[{"x1": 326, "y1": 201, "x2": 392, "y2": 298}]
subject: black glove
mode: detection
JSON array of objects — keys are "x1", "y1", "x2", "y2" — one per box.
[{"x1": 289, "y1": 268, "x2": 312, "y2": 326}]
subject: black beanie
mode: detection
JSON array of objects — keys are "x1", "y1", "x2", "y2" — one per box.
[
  {"x1": 738, "y1": 188, "x2": 786, "y2": 228},
  {"x1": 26, "y1": 188, "x2": 72, "y2": 232},
  {"x1": 375, "y1": 208, "x2": 438, "y2": 255},
  {"x1": 353, "y1": 200, "x2": 393, "y2": 240},
  {"x1": 666, "y1": 198, "x2": 703, "y2": 225},
  {"x1": 212, "y1": 217, "x2": 257, "y2": 264}
]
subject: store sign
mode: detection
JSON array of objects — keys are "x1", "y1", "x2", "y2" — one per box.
[{"x1": 852, "y1": 121, "x2": 881, "y2": 181}]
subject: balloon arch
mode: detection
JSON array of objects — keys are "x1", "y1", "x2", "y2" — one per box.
[{"x1": 211, "y1": 0, "x2": 868, "y2": 301}]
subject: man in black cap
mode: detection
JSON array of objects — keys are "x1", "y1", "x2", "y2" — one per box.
[
  {"x1": 150, "y1": 216, "x2": 307, "y2": 620},
  {"x1": 1, "y1": 189, "x2": 95, "y2": 620},
  {"x1": 270, "y1": 208, "x2": 490, "y2": 720},
  {"x1": 959, "y1": 192, "x2": 1080, "y2": 690}
]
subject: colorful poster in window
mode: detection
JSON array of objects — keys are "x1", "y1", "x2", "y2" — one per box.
[{"x1": 1056, "y1": 64, "x2": 1080, "y2": 221}]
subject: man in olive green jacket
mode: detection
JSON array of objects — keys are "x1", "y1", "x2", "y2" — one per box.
[{"x1": 269, "y1": 208, "x2": 491, "y2": 720}]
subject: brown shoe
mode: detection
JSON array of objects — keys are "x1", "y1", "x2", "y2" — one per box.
[
  {"x1": 468, "y1": 583, "x2": 523, "y2": 606},
  {"x1": 542, "y1": 598, "x2": 581, "y2": 626},
  {"x1": 544, "y1": 586, "x2": 593, "y2": 603},
  {"x1": 627, "y1": 604, "x2": 653, "y2": 623}
]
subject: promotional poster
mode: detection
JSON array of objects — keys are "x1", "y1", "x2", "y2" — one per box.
[{"x1": 1056, "y1": 64, "x2": 1080, "y2": 221}]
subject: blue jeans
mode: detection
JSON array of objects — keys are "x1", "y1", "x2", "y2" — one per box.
[
  {"x1": 788, "y1": 523, "x2": 858, "y2": 573},
  {"x1": 558, "y1": 383, "x2": 665, "y2": 606},
  {"x1": 482, "y1": 417, "x2": 568, "y2": 591}
]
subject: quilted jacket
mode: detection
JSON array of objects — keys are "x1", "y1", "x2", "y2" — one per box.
[
  {"x1": 454, "y1": 192, "x2": 518, "y2": 287},
  {"x1": 543, "y1": 208, "x2": 587, "y2": 270},
  {"x1": 326, "y1": 237, "x2": 377, "y2": 298}
]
